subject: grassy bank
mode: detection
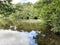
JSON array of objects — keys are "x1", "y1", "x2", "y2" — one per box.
[{"x1": 0, "y1": 19, "x2": 51, "y2": 31}]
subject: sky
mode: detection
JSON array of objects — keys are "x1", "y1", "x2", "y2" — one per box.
[{"x1": 11, "y1": 0, "x2": 39, "y2": 4}]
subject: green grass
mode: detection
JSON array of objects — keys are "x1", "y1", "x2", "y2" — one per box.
[{"x1": 0, "y1": 19, "x2": 49, "y2": 31}]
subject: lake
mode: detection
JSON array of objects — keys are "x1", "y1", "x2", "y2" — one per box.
[{"x1": 0, "y1": 29, "x2": 38, "y2": 45}]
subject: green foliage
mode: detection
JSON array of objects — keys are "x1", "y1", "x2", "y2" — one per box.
[
  {"x1": 9, "y1": 3, "x2": 38, "y2": 20},
  {"x1": 0, "y1": 0, "x2": 14, "y2": 29},
  {"x1": 0, "y1": 0, "x2": 15, "y2": 17},
  {"x1": 0, "y1": 0, "x2": 60, "y2": 32},
  {"x1": 34, "y1": 0, "x2": 60, "y2": 32}
]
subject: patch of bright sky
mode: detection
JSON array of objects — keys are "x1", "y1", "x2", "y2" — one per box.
[{"x1": 11, "y1": 0, "x2": 39, "y2": 4}]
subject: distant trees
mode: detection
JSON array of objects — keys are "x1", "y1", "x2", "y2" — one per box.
[
  {"x1": 0, "y1": 0, "x2": 60, "y2": 32},
  {"x1": 0, "y1": 2, "x2": 38, "y2": 29},
  {"x1": 9, "y1": 2, "x2": 38, "y2": 20}
]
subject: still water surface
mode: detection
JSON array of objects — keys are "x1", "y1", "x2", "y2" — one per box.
[{"x1": 0, "y1": 29, "x2": 38, "y2": 45}]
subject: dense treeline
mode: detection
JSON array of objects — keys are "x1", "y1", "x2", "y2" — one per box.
[
  {"x1": 34, "y1": 0, "x2": 60, "y2": 32},
  {"x1": 0, "y1": 0, "x2": 60, "y2": 33}
]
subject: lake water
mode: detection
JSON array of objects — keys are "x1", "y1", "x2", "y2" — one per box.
[{"x1": 0, "y1": 29, "x2": 38, "y2": 45}]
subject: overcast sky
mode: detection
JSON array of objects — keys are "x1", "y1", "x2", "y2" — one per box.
[{"x1": 11, "y1": 0, "x2": 39, "y2": 4}]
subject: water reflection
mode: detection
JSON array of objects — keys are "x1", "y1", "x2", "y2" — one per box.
[{"x1": 0, "y1": 29, "x2": 38, "y2": 45}]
